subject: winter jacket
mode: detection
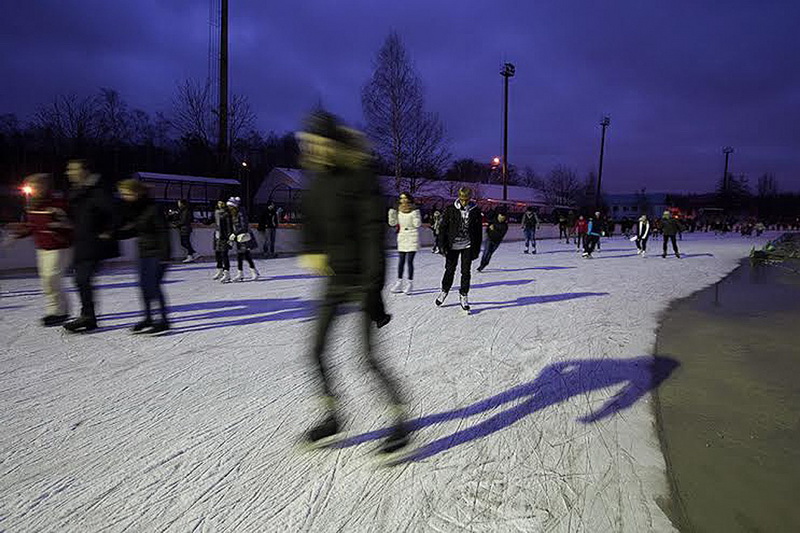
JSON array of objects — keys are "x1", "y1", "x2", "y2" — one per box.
[
  {"x1": 69, "y1": 177, "x2": 120, "y2": 263},
  {"x1": 301, "y1": 166, "x2": 386, "y2": 291},
  {"x1": 431, "y1": 212, "x2": 443, "y2": 234},
  {"x1": 231, "y1": 209, "x2": 257, "y2": 251},
  {"x1": 213, "y1": 207, "x2": 232, "y2": 252},
  {"x1": 574, "y1": 219, "x2": 589, "y2": 234},
  {"x1": 661, "y1": 217, "x2": 681, "y2": 236},
  {"x1": 438, "y1": 199, "x2": 483, "y2": 259},
  {"x1": 176, "y1": 204, "x2": 193, "y2": 236},
  {"x1": 19, "y1": 195, "x2": 73, "y2": 250},
  {"x1": 587, "y1": 219, "x2": 601, "y2": 237},
  {"x1": 521, "y1": 210, "x2": 539, "y2": 230},
  {"x1": 117, "y1": 197, "x2": 171, "y2": 261},
  {"x1": 636, "y1": 220, "x2": 650, "y2": 240},
  {"x1": 389, "y1": 208, "x2": 421, "y2": 252},
  {"x1": 487, "y1": 220, "x2": 509, "y2": 245},
  {"x1": 258, "y1": 206, "x2": 278, "y2": 231}
]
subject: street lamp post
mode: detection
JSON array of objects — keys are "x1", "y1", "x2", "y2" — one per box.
[
  {"x1": 501, "y1": 62, "x2": 515, "y2": 201},
  {"x1": 722, "y1": 146, "x2": 733, "y2": 195},
  {"x1": 595, "y1": 115, "x2": 611, "y2": 209}
]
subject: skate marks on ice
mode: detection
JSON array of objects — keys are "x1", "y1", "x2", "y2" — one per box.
[
  {"x1": 331, "y1": 356, "x2": 679, "y2": 464},
  {"x1": 403, "y1": 278, "x2": 536, "y2": 297},
  {"x1": 481, "y1": 266, "x2": 576, "y2": 273},
  {"x1": 468, "y1": 292, "x2": 608, "y2": 315}
]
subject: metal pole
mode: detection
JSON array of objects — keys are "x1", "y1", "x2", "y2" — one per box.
[
  {"x1": 218, "y1": 0, "x2": 229, "y2": 176},
  {"x1": 502, "y1": 73, "x2": 509, "y2": 201},
  {"x1": 596, "y1": 116, "x2": 610, "y2": 208},
  {"x1": 722, "y1": 147, "x2": 733, "y2": 195}
]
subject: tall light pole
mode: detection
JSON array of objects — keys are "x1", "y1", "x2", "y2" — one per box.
[
  {"x1": 595, "y1": 115, "x2": 611, "y2": 208},
  {"x1": 722, "y1": 146, "x2": 734, "y2": 195},
  {"x1": 501, "y1": 62, "x2": 515, "y2": 201},
  {"x1": 217, "y1": 0, "x2": 229, "y2": 176}
]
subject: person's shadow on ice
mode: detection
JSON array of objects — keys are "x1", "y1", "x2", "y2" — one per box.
[{"x1": 332, "y1": 356, "x2": 679, "y2": 463}]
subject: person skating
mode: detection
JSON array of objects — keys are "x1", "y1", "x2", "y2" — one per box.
[
  {"x1": 9, "y1": 174, "x2": 73, "y2": 326},
  {"x1": 175, "y1": 199, "x2": 198, "y2": 262},
  {"x1": 557, "y1": 212, "x2": 569, "y2": 243},
  {"x1": 116, "y1": 179, "x2": 171, "y2": 334},
  {"x1": 435, "y1": 187, "x2": 483, "y2": 312},
  {"x1": 582, "y1": 214, "x2": 602, "y2": 258},
  {"x1": 63, "y1": 159, "x2": 120, "y2": 333},
  {"x1": 521, "y1": 206, "x2": 539, "y2": 254},
  {"x1": 296, "y1": 110, "x2": 408, "y2": 454},
  {"x1": 574, "y1": 214, "x2": 588, "y2": 252},
  {"x1": 258, "y1": 201, "x2": 279, "y2": 258},
  {"x1": 388, "y1": 192, "x2": 421, "y2": 295},
  {"x1": 227, "y1": 197, "x2": 260, "y2": 281},
  {"x1": 430, "y1": 208, "x2": 443, "y2": 254},
  {"x1": 661, "y1": 210, "x2": 682, "y2": 258},
  {"x1": 211, "y1": 200, "x2": 232, "y2": 282},
  {"x1": 635, "y1": 214, "x2": 650, "y2": 256},
  {"x1": 477, "y1": 212, "x2": 508, "y2": 272}
]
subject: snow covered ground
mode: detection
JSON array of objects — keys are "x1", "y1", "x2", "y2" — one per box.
[{"x1": 0, "y1": 233, "x2": 776, "y2": 532}]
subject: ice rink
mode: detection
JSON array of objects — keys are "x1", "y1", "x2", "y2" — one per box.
[{"x1": 0, "y1": 233, "x2": 774, "y2": 532}]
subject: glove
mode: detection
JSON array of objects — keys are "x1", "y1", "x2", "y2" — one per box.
[{"x1": 298, "y1": 254, "x2": 335, "y2": 276}]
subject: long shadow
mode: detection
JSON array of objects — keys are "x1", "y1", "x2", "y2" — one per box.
[
  {"x1": 409, "y1": 278, "x2": 535, "y2": 297},
  {"x1": 589, "y1": 253, "x2": 640, "y2": 260},
  {"x1": 483, "y1": 266, "x2": 576, "y2": 272},
  {"x1": 538, "y1": 247, "x2": 630, "y2": 255},
  {"x1": 96, "y1": 297, "x2": 353, "y2": 335},
  {"x1": 2, "y1": 279, "x2": 185, "y2": 297},
  {"x1": 470, "y1": 291, "x2": 608, "y2": 314},
  {"x1": 677, "y1": 253, "x2": 715, "y2": 259},
  {"x1": 332, "y1": 356, "x2": 679, "y2": 463}
]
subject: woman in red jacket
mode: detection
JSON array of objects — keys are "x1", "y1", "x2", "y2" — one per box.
[
  {"x1": 12, "y1": 174, "x2": 73, "y2": 326},
  {"x1": 573, "y1": 215, "x2": 588, "y2": 252}
]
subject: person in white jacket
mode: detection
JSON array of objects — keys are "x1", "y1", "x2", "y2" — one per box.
[
  {"x1": 635, "y1": 214, "x2": 650, "y2": 256},
  {"x1": 388, "y1": 192, "x2": 421, "y2": 294}
]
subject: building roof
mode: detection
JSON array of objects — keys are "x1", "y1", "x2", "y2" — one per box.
[{"x1": 134, "y1": 172, "x2": 240, "y2": 186}]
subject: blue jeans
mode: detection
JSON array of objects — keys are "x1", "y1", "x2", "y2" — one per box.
[
  {"x1": 479, "y1": 241, "x2": 499, "y2": 270},
  {"x1": 262, "y1": 228, "x2": 276, "y2": 257},
  {"x1": 139, "y1": 257, "x2": 167, "y2": 321},
  {"x1": 524, "y1": 228, "x2": 536, "y2": 250}
]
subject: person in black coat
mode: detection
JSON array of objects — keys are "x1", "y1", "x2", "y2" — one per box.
[
  {"x1": 63, "y1": 159, "x2": 120, "y2": 332},
  {"x1": 435, "y1": 186, "x2": 483, "y2": 311},
  {"x1": 258, "y1": 201, "x2": 279, "y2": 258},
  {"x1": 477, "y1": 212, "x2": 509, "y2": 272},
  {"x1": 175, "y1": 199, "x2": 197, "y2": 262},
  {"x1": 117, "y1": 178, "x2": 171, "y2": 333},
  {"x1": 297, "y1": 110, "x2": 408, "y2": 454}
]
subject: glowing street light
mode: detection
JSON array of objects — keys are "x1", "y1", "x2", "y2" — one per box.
[
  {"x1": 241, "y1": 161, "x2": 248, "y2": 167},
  {"x1": 21, "y1": 185, "x2": 33, "y2": 196},
  {"x1": 491, "y1": 157, "x2": 501, "y2": 167}
]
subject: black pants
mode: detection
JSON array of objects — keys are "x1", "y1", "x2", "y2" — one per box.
[
  {"x1": 583, "y1": 234, "x2": 599, "y2": 255},
  {"x1": 478, "y1": 241, "x2": 499, "y2": 270},
  {"x1": 442, "y1": 249, "x2": 473, "y2": 295},
  {"x1": 74, "y1": 259, "x2": 99, "y2": 319},
  {"x1": 663, "y1": 234, "x2": 679, "y2": 256},
  {"x1": 180, "y1": 233, "x2": 195, "y2": 255},
  {"x1": 636, "y1": 236, "x2": 649, "y2": 252},
  {"x1": 311, "y1": 285, "x2": 403, "y2": 405},
  {"x1": 262, "y1": 228, "x2": 276, "y2": 257},
  {"x1": 237, "y1": 250, "x2": 255, "y2": 271},
  {"x1": 139, "y1": 257, "x2": 168, "y2": 322},
  {"x1": 559, "y1": 226, "x2": 569, "y2": 243},
  {"x1": 215, "y1": 251, "x2": 230, "y2": 270},
  {"x1": 576, "y1": 233, "x2": 585, "y2": 250},
  {"x1": 398, "y1": 251, "x2": 416, "y2": 279}
]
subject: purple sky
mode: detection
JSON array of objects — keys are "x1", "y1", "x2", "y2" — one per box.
[{"x1": 2, "y1": 0, "x2": 799, "y2": 193}]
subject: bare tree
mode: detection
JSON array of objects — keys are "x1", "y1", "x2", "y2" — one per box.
[
  {"x1": 362, "y1": 32, "x2": 449, "y2": 193},
  {"x1": 543, "y1": 165, "x2": 581, "y2": 207},
  {"x1": 757, "y1": 172, "x2": 778, "y2": 197},
  {"x1": 227, "y1": 93, "x2": 256, "y2": 149},
  {"x1": 34, "y1": 94, "x2": 98, "y2": 142},
  {"x1": 95, "y1": 88, "x2": 131, "y2": 145},
  {"x1": 170, "y1": 79, "x2": 213, "y2": 145}
]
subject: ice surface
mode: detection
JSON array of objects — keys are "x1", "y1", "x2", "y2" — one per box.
[{"x1": 0, "y1": 234, "x2": 774, "y2": 532}]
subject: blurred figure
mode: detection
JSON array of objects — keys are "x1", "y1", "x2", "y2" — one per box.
[
  {"x1": 477, "y1": 212, "x2": 508, "y2": 272},
  {"x1": 64, "y1": 159, "x2": 119, "y2": 333},
  {"x1": 435, "y1": 186, "x2": 483, "y2": 312},
  {"x1": 521, "y1": 206, "x2": 539, "y2": 254},
  {"x1": 635, "y1": 214, "x2": 650, "y2": 256},
  {"x1": 574, "y1": 214, "x2": 588, "y2": 252},
  {"x1": 258, "y1": 201, "x2": 279, "y2": 258},
  {"x1": 430, "y1": 208, "x2": 443, "y2": 254},
  {"x1": 175, "y1": 199, "x2": 198, "y2": 263},
  {"x1": 227, "y1": 197, "x2": 260, "y2": 281},
  {"x1": 388, "y1": 191, "x2": 421, "y2": 295},
  {"x1": 117, "y1": 179, "x2": 171, "y2": 333},
  {"x1": 297, "y1": 110, "x2": 408, "y2": 454},
  {"x1": 212, "y1": 200, "x2": 232, "y2": 282},
  {"x1": 582, "y1": 213, "x2": 602, "y2": 258},
  {"x1": 661, "y1": 210, "x2": 682, "y2": 258},
  {"x1": 10, "y1": 174, "x2": 73, "y2": 326}
]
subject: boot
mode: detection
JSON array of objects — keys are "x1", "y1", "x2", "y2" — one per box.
[
  {"x1": 390, "y1": 279, "x2": 404, "y2": 293},
  {"x1": 148, "y1": 320, "x2": 170, "y2": 334},
  {"x1": 375, "y1": 313, "x2": 392, "y2": 329},
  {"x1": 435, "y1": 290, "x2": 448, "y2": 306},
  {"x1": 379, "y1": 405, "x2": 410, "y2": 454},
  {"x1": 212, "y1": 268, "x2": 223, "y2": 280},
  {"x1": 403, "y1": 280, "x2": 413, "y2": 295},
  {"x1": 131, "y1": 318, "x2": 153, "y2": 333},
  {"x1": 232, "y1": 270, "x2": 244, "y2": 282},
  {"x1": 305, "y1": 414, "x2": 340, "y2": 444},
  {"x1": 63, "y1": 316, "x2": 97, "y2": 333},
  {"x1": 42, "y1": 314, "x2": 69, "y2": 327},
  {"x1": 459, "y1": 293, "x2": 471, "y2": 312},
  {"x1": 251, "y1": 266, "x2": 261, "y2": 281},
  {"x1": 220, "y1": 270, "x2": 231, "y2": 283}
]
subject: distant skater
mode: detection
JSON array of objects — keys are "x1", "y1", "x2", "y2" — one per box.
[
  {"x1": 521, "y1": 206, "x2": 539, "y2": 254},
  {"x1": 635, "y1": 214, "x2": 650, "y2": 256},
  {"x1": 477, "y1": 212, "x2": 508, "y2": 272},
  {"x1": 661, "y1": 210, "x2": 681, "y2": 258},
  {"x1": 388, "y1": 191, "x2": 421, "y2": 295}
]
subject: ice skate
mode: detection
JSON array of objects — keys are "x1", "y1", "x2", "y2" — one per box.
[
  {"x1": 302, "y1": 414, "x2": 343, "y2": 449},
  {"x1": 435, "y1": 290, "x2": 448, "y2": 306},
  {"x1": 182, "y1": 254, "x2": 196, "y2": 263},
  {"x1": 459, "y1": 294, "x2": 471, "y2": 314},
  {"x1": 212, "y1": 268, "x2": 223, "y2": 280},
  {"x1": 232, "y1": 270, "x2": 244, "y2": 282},
  {"x1": 219, "y1": 270, "x2": 231, "y2": 283},
  {"x1": 403, "y1": 280, "x2": 413, "y2": 295},
  {"x1": 375, "y1": 313, "x2": 392, "y2": 329},
  {"x1": 390, "y1": 279, "x2": 404, "y2": 293},
  {"x1": 63, "y1": 316, "x2": 97, "y2": 333},
  {"x1": 147, "y1": 320, "x2": 170, "y2": 335},
  {"x1": 251, "y1": 267, "x2": 261, "y2": 281},
  {"x1": 42, "y1": 314, "x2": 69, "y2": 327},
  {"x1": 378, "y1": 423, "x2": 410, "y2": 455},
  {"x1": 131, "y1": 319, "x2": 153, "y2": 333}
]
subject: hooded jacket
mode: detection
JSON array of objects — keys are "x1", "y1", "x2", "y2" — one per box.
[
  {"x1": 117, "y1": 196, "x2": 171, "y2": 261},
  {"x1": 69, "y1": 176, "x2": 120, "y2": 263},
  {"x1": 521, "y1": 210, "x2": 539, "y2": 230},
  {"x1": 438, "y1": 199, "x2": 483, "y2": 259}
]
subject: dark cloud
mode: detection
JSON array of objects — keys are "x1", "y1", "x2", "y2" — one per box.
[{"x1": 2, "y1": 0, "x2": 798, "y2": 192}]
